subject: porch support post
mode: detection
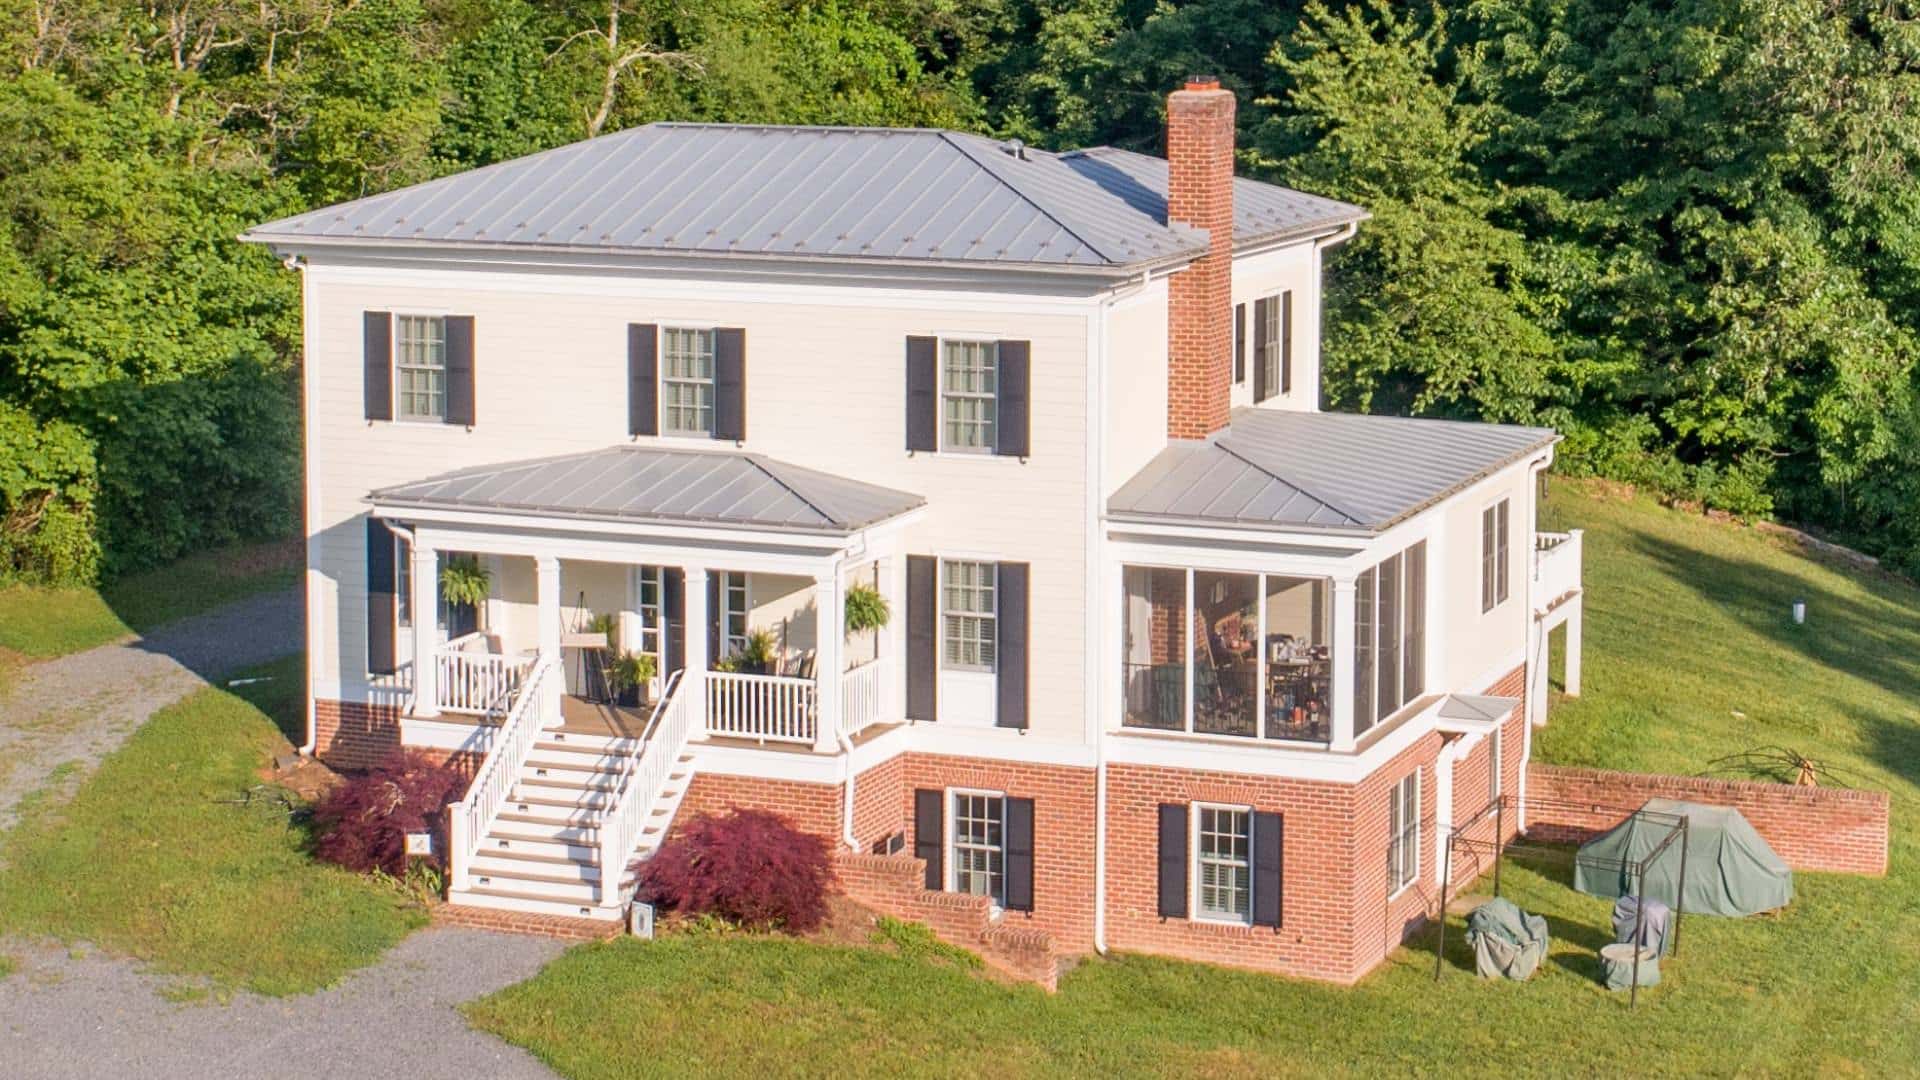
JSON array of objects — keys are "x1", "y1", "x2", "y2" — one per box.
[
  {"x1": 813, "y1": 568, "x2": 843, "y2": 753},
  {"x1": 410, "y1": 543, "x2": 440, "y2": 718},
  {"x1": 886, "y1": 552, "x2": 908, "y2": 722},
  {"x1": 1564, "y1": 600, "x2": 1584, "y2": 698},
  {"x1": 1330, "y1": 576, "x2": 1357, "y2": 752},
  {"x1": 683, "y1": 566, "x2": 709, "y2": 739},
  {"x1": 536, "y1": 555, "x2": 562, "y2": 727}
]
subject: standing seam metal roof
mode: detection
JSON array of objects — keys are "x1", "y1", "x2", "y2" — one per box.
[
  {"x1": 1107, "y1": 409, "x2": 1559, "y2": 533},
  {"x1": 243, "y1": 123, "x2": 1365, "y2": 272},
  {"x1": 366, "y1": 446, "x2": 925, "y2": 535}
]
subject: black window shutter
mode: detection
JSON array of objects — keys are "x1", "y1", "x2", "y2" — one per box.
[
  {"x1": 1005, "y1": 796, "x2": 1035, "y2": 912},
  {"x1": 905, "y1": 336, "x2": 938, "y2": 452},
  {"x1": 1280, "y1": 291, "x2": 1293, "y2": 395},
  {"x1": 995, "y1": 562, "x2": 1028, "y2": 729},
  {"x1": 664, "y1": 569, "x2": 685, "y2": 675},
  {"x1": 995, "y1": 340, "x2": 1030, "y2": 458},
  {"x1": 713, "y1": 327, "x2": 746, "y2": 441},
  {"x1": 363, "y1": 312, "x2": 392, "y2": 421},
  {"x1": 1157, "y1": 803, "x2": 1189, "y2": 918},
  {"x1": 1252, "y1": 297, "x2": 1270, "y2": 403},
  {"x1": 444, "y1": 315, "x2": 475, "y2": 426},
  {"x1": 1253, "y1": 810, "x2": 1283, "y2": 928},
  {"x1": 914, "y1": 788, "x2": 944, "y2": 890},
  {"x1": 365, "y1": 518, "x2": 397, "y2": 675},
  {"x1": 1233, "y1": 303, "x2": 1247, "y2": 384},
  {"x1": 906, "y1": 555, "x2": 937, "y2": 721},
  {"x1": 629, "y1": 324, "x2": 658, "y2": 437},
  {"x1": 706, "y1": 573, "x2": 721, "y2": 665}
]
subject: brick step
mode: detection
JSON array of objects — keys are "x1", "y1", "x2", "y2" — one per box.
[{"x1": 447, "y1": 886, "x2": 620, "y2": 921}]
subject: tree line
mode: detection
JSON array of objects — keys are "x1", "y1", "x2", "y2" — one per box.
[{"x1": 2, "y1": 0, "x2": 1916, "y2": 584}]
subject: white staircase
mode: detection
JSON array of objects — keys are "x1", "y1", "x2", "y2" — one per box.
[{"x1": 447, "y1": 668, "x2": 699, "y2": 922}]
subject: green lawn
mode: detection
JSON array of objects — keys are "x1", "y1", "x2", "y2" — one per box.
[
  {"x1": 0, "y1": 538, "x2": 299, "y2": 660},
  {"x1": 468, "y1": 483, "x2": 1920, "y2": 1078},
  {"x1": 0, "y1": 655, "x2": 425, "y2": 996}
]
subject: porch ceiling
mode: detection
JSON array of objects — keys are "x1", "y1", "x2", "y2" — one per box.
[{"x1": 367, "y1": 445, "x2": 923, "y2": 536}]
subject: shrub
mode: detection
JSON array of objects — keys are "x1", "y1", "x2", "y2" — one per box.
[
  {"x1": 634, "y1": 809, "x2": 833, "y2": 932},
  {"x1": 312, "y1": 751, "x2": 468, "y2": 877}
]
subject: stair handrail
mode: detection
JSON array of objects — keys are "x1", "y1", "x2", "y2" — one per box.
[
  {"x1": 447, "y1": 654, "x2": 553, "y2": 894},
  {"x1": 596, "y1": 668, "x2": 695, "y2": 908}
]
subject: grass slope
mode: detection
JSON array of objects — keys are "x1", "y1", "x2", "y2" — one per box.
[
  {"x1": 0, "y1": 656, "x2": 424, "y2": 996},
  {"x1": 468, "y1": 484, "x2": 1920, "y2": 1078},
  {"x1": 0, "y1": 538, "x2": 298, "y2": 660}
]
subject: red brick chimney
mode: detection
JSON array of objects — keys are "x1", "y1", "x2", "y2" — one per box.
[{"x1": 1164, "y1": 76, "x2": 1235, "y2": 440}]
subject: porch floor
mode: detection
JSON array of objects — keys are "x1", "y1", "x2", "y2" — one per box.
[{"x1": 556, "y1": 695, "x2": 651, "y2": 740}]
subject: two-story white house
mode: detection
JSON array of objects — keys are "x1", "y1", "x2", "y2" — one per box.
[{"x1": 245, "y1": 77, "x2": 1585, "y2": 984}]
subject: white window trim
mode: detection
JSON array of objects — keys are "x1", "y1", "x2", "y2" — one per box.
[
  {"x1": 659, "y1": 324, "x2": 719, "y2": 439},
  {"x1": 938, "y1": 556, "x2": 997, "y2": 674},
  {"x1": 1190, "y1": 801, "x2": 1254, "y2": 926},
  {"x1": 391, "y1": 312, "x2": 450, "y2": 425},
  {"x1": 1389, "y1": 773, "x2": 1420, "y2": 898},
  {"x1": 945, "y1": 786, "x2": 1007, "y2": 913},
  {"x1": 935, "y1": 336, "x2": 1000, "y2": 456}
]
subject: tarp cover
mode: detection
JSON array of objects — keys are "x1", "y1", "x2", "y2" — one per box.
[
  {"x1": 1574, "y1": 799, "x2": 1793, "y2": 917},
  {"x1": 1466, "y1": 898, "x2": 1549, "y2": 981}
]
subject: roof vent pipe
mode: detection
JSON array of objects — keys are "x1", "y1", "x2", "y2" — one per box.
[{"x1": 1005, "y1": 138, "x2": 1027, "y2": 161}]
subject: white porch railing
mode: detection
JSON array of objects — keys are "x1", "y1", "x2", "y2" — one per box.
[
  {"x1": 839, "y1": 655, "x2": 890, "y2": 739},
  {"x1": 596, "y1": 668, "x2": 692, "y2": 907},
  {"x1": 436, "y1": 636, "x2": 534, "y2": 716},
  {"x1": 447, "y1": 655, "x2": 553, "y2": 893},
  {"x1": 1533, "y1": 529, "x2": 1584, "y2": 614},
  {"x1": 705, "y1": 670, "x2": 817, "y2": 744}
]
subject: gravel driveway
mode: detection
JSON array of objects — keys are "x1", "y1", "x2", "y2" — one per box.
[
  {"x1": 0, "y1": 586, "x2": 302, "y2": 830},
  {"x1": 0, "y1": 927, "x2": 564, "y2": 1079}
]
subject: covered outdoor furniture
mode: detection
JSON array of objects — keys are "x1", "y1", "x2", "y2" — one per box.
[
  {"x1": 1465, "y1": 898, "x2": 1549, "y2": 981},
  {"x1": 1612, "y1": 895, "x2": 1673, "y2": 957},
  {"x1": 1574, "y1": 798, "x2": 1793, "y2": 917},
  {"x1": 1600, "y1": 942, "x2": 1661, "y2": 991}
]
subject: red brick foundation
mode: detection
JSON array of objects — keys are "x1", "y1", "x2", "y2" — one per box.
[
  {"x1": 431, "y1": 902, "x2": 622, "y2": 942},
  {"x1": 675, "y1": 770, "x2": 842, "y2": 840},
  {"x1": 835, "y1": 853, "x2": 1062, "y2": 989},
  {"x1": 1526, "y1": 764, "x2": 1889, "y2": 876},
  {"x1": 313, "y1": 698, "x2": 405, "y2": 771}
]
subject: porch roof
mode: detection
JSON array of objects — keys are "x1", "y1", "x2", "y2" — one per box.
[
  {"x1": 368, "y1": 446, "x2": 924, "y2": 536},
  {"x1": 1106, "y1": 408, "x2": 1558, "y2": 535}
]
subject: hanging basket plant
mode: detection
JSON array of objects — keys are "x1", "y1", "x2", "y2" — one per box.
[
  {"x1": 439, "y1": 556, "x2": 492, "y2": 628},
  {"x1": 844, "y1": 582, "x2": 890, "y2": 636}
]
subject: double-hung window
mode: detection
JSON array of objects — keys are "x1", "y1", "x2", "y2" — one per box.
[
  {"x1": 1481, "y1": 499, "x2": 1510, "y2": 612},
  {"x1": 941, "y1": 340, "x2": 998, "y2": 452},
  {"x1": 1260, "y1": 297, "x2": 1283, "y2": 395},
  {"x1": 1194, "y1": 805, "x2": 1252, "y2": 923},
  {"x1": 942, "y1": 560, "x2": 996, "y2": 670},
  {"x1": 633, "y1": 566, "x2": 664, "y2": 663},
  {"x1": 950, "y1": 791, "x2": 1005, "y2": 906},
  {"x1": 720, "y1": 571, "x2": 748, "y2": 658},
  {"x1": 1388, "y1": 773, "x2": 1420, "y2": 895},
  {"x1": 395, "y1": 315, "x2": 447, "y2": 421},
  {"x1": 394, "y1": 536, "x2": 412, "y2": 629},
  {"x1": 662, "y1": 327, "x2": 716, "y2": 436}
]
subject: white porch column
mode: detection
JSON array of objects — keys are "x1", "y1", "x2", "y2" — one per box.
[
  {"x1": 536, "y1": 555, "x2": 562, "y2": 727},
  {"x1": 1434, "y1": 738, "x2": 1457, "y2": 888},
  {"x1": 1564, "y1": 601, "x2": 1584, "y2": 698},
  {"x1": 813, "y1": 570, "x2": 844, "y2": 753},
  {"x1": 683, "y1": 566, "x2": 709, "y2": 738},
  {"x1": 1330, "y1": 576, "x2": 1357, "y2": 752},
  {"x1": 410, "y1": 543, "x2": 440, "y2": 718},
  {"x1": 886, "y1": 553, "x2": 909, "y2": 722}
]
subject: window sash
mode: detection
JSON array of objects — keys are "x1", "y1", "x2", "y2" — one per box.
[
  {"x1": 1389, "y1": 774, "x2": 1419, "y2": 893},
  {"x1": 951, "y1": 792, "x2": 1005, "y2": 904},
  {"x1": 721, "y1": 572, "x2": 748, "y2": 658},
  {"x1": 634, "y1": 566, "x2": 663, "y2": 659},
  {"x1": 662, "y1": 327, "x2": 716, "y2": 436},
  {"x1": 942, "y1": 560, "x2": 996, "y2": 669},
  {"x1": 394, "y1": 536, "x2": 412, "y2": 628},
  {"x1": 1261, "y1": 300, "x2": 1282, "y2": 393},
  {"x1": 394, "y1": 315, "x2": 447, "y2": 420},
  {"x1": 1482, "y1": 500, "x2": 1510, "y2": 612},
  {"x1": 941, "y1": 340, "x2": 998, "y2": 452},
  {"x1": 1195, "y1": 805, "x2": 1252, "y2": 922}
]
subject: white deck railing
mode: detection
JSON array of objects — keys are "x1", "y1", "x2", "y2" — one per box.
[
  {"x1": 839, "y1": 655, "x2": 890, "y2": 739},
  {"x1": 447, "y1": 655, "x2": 552, "y2": 893},
  {"x1": 596, "y1": 669, "x2": 691, "y2": 907},
  {"x1": 705, "y1": 670, "x2": 817, "y2": 744},
  {"x1": 1534, "y1": 529, "x2": 1584, "y2": 614},
  {"x1": 436, "y1": 637, "x2": 534, "y2": 716}
]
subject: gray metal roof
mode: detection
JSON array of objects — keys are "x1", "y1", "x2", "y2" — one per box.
[
  {"x1": 1439, "y1": 694, "x2": 1521, "y2": 725},
  {"x1": 243, "y1": 123, "x2": 1365, "y2": 274},
  {"x1": 1108, "y1": 408, "x2": 1558, "y2": 534},
  {"x1": 368, "y1": 446, "x2": 924, "y2": 535}
]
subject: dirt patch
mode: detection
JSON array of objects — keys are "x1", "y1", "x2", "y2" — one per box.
[
  {"x1": 258, "y1": 753, "x2": 345, "y2": 803},
  {"x1": 804, "y1": 894, "x2": 889, "y2": 948}
]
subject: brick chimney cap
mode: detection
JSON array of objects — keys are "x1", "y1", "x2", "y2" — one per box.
[{"x1": 1185, "y1": 75, "x2": 1221, "y2": 90}]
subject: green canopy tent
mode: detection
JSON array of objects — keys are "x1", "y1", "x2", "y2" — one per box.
[{"x1": 1574, "y1": 799, "x2": 1792, "y2": 918}]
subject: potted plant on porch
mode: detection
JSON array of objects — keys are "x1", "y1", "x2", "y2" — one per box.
[
  {"x1": 438, "y1": 556, "x2": 492, "y2": 634},
  {"x1": 607, "y1": 651, "x2": 657, "y2": 709}
]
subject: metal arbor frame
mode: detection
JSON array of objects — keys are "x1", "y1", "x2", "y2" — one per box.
[{"x1": 1434, "y1": 795, "x2": 1691, "y2": 1007}]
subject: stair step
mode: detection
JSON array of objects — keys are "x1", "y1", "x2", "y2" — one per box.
[
  {"x1": 529, "y1": 743, "x2": 635, "y2": 768},
  {"x1": 472, "y1": 850, "x2": 601, "y2": 880},
  {"x1": 541, "y1": 730, "x2": 637, "y2": 754},
  {"x1": 511, "y1": 790, "x2": 617, "y2": 812},
  {"x1": 501, "y1": 804, "x2": 607, "y2": 828},
  {"x1": 521, "y1": 758, "x2": 622, "y2": 781},
  {"x1": 447, "y1": 887, "x2": 621, "y2": 921},
  {"x1": 482, "y1": 834, "x2": 601, "y2": 863},
  {"x1": 492, "y1": 815, "x2": 601, "y2": 843}
]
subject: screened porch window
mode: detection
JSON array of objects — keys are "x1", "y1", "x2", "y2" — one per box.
[{"x1": 1353, "y1": 541, "x2": 1427, "y2": 737}]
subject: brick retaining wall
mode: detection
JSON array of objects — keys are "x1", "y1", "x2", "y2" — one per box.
[
  {"x1": 1526, "y1": 764, "x2": 1889, "y2": 876},
  {"x1": 836, "y1": 853, "x2": 1061, "y2": 989}
]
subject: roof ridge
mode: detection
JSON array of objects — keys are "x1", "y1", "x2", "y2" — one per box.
[
  {"x1": 935, "y1": 131, "x2": 1123, "y2": 264},
  {"x1": 744, "y1": 454, "x2": 838, "y2": 527},
  {"x1": 1214, "y1": 438, "x2": 1368, "y2": 526}
]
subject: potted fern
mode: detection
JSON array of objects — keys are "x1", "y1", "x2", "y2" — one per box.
[
  {"x1": 438, "y1": 556, "x2": 492, "y2": 633},
  {"x1": 607, "y1": 651, "x2": 657, "y2": 708}
]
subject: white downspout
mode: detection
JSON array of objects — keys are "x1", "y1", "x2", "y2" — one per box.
[
  {"x1": 839, "y1": 730, "x2": 859, "y2": 851},
  {"x1": 1518, "y1": 450, "x2": 1553, "y2": 832}
]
